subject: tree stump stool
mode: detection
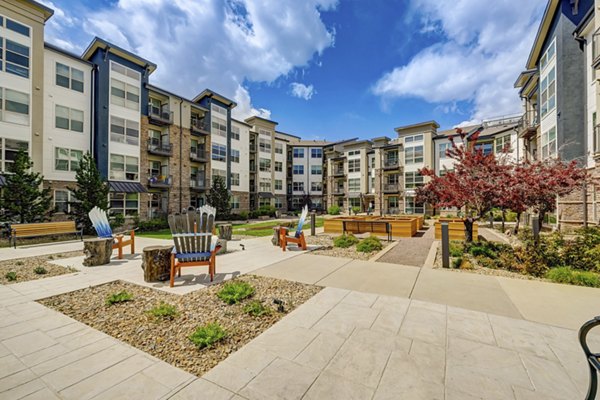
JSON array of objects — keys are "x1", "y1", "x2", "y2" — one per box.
[
  {"x1": 216, "y1": 238, "x2": 227, "y2": 254},
  {"x1": 83, "y1": 238, "x2": 113, "y2": 267},
  {"x1": 272, "y1": 227, "x2": 281, "y2": 246},
  {"x1": 141, "y1": 245, "x2": 172, "y2": 282},
  {"x1": 217, "y1": 224, "x2": 232, "y2": 240}
]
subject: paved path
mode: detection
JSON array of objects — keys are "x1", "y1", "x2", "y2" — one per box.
[{"x1": 376, "y1": 227, "x2": 435, "y2": 267}]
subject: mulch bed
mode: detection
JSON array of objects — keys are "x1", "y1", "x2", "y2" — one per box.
[
  {"x1": 306, "y1": 234, "x2": 380, "y2": 260},
  {"x1": 39, "y1": 276, "x2": 321, "y2": 377},
  {"x1": 0, "y1": 252, "x2": 81, "y2": 285}
]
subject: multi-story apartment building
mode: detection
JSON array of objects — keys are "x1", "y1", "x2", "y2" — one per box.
[{"x1": 285, "y1": 139, "x2": 328, "y2": 211}]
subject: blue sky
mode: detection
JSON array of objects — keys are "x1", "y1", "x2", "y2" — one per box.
[{"x1": 42, "y1": 0, "x2": 547, "y2": 141}]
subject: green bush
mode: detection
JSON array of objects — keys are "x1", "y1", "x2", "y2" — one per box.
[
  {"x1": 33, "y1": 266, "x2": 47, "y2": 275},
  {"x1": 449, "y1": 241, "x2": 464, "y2": 257},
  {"x1": 106, "y1": 291, "x2": 133, "y2": 305},
  {"x1": 138, "y1": 218, "x2": 169, "y2": 232},
  {"x1": 452, "y1": 257, "x2": 463, "y2": 269},
  {"x1": 545, "y1": 267, "x2": 574, "y2": 284},
  {"x1": 356, "y1": 236, "x2": 383, "y2": 253},
  {"x1": 258, "y1": 205, "x2": 277, "y2": 217},
  {"x1": 189, "y1": 323, "x2": 227, "y2": 349},
  {"x1": 328, "y1": 205, "x2": 341, "y2": 215},
  {"x1": 546, "y1": 267, "x2": 600, "y2": 288},
  {"x1": 239, "y1": 211, "x2": 249, "y2": 220},
  {"x1": 467, "y1": 242, "x2": 497, "y2": 259},
  {"x1": 217, "y1": 281, "x2": 255, "y2": 304},
  {"x1": 5, "y1": 271, "x2": 17, "y2": 281},
  {"x1": 243, "y1": 300, "x2": 272, "y2": 317},
  {"x1": 147, "y1": 302, "x2": 178, "y2": 320},
  {"x1": 333, "y1": 234, "x2": 359, "y2": 248},
  {"x1": 351, "y1": 206, "x2": 360, "y2": 215},
  {"x1": 110, "y1": 213, "x2": 126, "y2": 230}
]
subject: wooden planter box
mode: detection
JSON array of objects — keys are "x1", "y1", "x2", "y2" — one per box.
[
  {"x1": 434, "y1": 219, "x2": 479, "y2": 241},
  {"x1": 323, "y1": 216, "x2": 418, "y2": 238}
]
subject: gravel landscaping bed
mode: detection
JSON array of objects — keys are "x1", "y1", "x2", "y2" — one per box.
[
  {"x1": 39, "y1": 276, "x2": 321, "y2": 377},
  {"x1": 0, "y1": 251, "x2": 81, "y2": 285},
  {"x1": 306, "y1": 234, "x2": 379, "y2": 260}
]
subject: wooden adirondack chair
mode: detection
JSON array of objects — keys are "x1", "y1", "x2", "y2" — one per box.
[
  {"x1": 168, "y1": 206, "x2": 221, "y2": 287},
  {"x1": 280, "y1": 205, "x2": 308, "y2": 252},
  {"x1": 88, "y1": 207, "x2": 135, "y2": 259}
]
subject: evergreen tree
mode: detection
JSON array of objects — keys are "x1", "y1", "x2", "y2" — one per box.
[
  {"x1": 1, "y1": 150, "x2": 52, "y2": 223},
  {"x1": 206, "y1": 175, "x2": 231, "y2": 217},
  {"x1": 69, "y1": 152, "x2": 109, "y2": 234}
]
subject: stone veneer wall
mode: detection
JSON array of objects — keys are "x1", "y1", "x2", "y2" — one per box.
[{"x1": 231, "y1": 190, "x2": 250, "y2": 213}]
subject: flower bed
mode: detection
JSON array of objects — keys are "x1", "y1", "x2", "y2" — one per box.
[
  {"x1": 0, "y1": 251, "x2": 80, "y2": 284},
  {"x1": 39, "y1": 276, "x2": 321, "y2": 377},
  {"x1": 307, "y1": 234, "x2": 384, "y2": 260}
]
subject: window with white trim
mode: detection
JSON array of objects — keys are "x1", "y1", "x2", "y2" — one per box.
[
  {"x1": 110, "y1": 154, "x2": 139, "y2": 181},
  {"x1": 495, "y1": 135, "x2": 512, "y2": 153},
  {"x1": 293, "y1": 182, "x2": 304, "y2": 192},
  {"x1": 275, "y1": 179, "x2": 283, "y2": 190},
  {"x1": 211, "y1": 116, "x2": 227, "y2": 137},
  {"x1": 404, "y1": 134, "x2": 423, "y2": 144},
  {"x1": 230, "y1": 148, "x2": 240, "y2": 163},
  {"x1": 111, "y1": 62, "x2": 140, "y2": 80},
  {"x1": 259, "y1": 158, "x2": 271, "y2": 172},
  {"x1": 293, "y1": 148, "x2": 304, "y2": 158},
  {"x1": 348, "y1": 178, "x2": 360, "y2": 192},
  {"x1": 110, "y1": 78, "x2": 139, "y2": 110},
  {"x1": 311, "y1": 165, "x2": 322, "y2": 175},
  {"x1": 404, "y1": 172, "x2": 424, "y2": 189},
  {"x1": 438, "y1": 142, "x2": 452, "y2": 159},
  {"x1": 541, "y1": 66, "x2": 555, "y2": 118},
  {"x1": 230, "y1": 195, "x2": 240, "y2": 210},
  {"x1": 212, "y1": 144, "x2": 227, "y2": 162},
  {"x1": 259, "y1": 129, "x2": 271, "y2": 136},
  {"x1": 110, "y1": 193, "x2": 139, "y2": 216},
  {"x1": 274, "y1": 198, "x2": 283, "y2": 208},
  {"x1": 211, "y1": 103, "x2": 227, "y2": 116},
  {"x1": 0, "y1": 87, "x2": 29, "y2": 125},
  {"x1": 231, "y1": 125, "x2": 240, "y2": 140},
  {"x1": 231, "y1": 172, "x2": 240, "y2": 186},
  {"x1": 275, "y1": 161, "x2": 283, "y2": 172},
  {"x1": 0, "y1": 38, "x2": 29, "y2": 78},
  {"x1": 293, "y1": 165, "x2": 304, "y2": 175},
  {"x1": 311, "y1": 148, "x2": 322, "y2": 158},
  {"x1": 4, "y1": 17, "x2": 30, "y2": 37},
  {"x1": 56, "y1": 62, "x2": 84, "y2": 92},
  {"x1": 405, "y1": 196, "x2": 424, "y2": 214},
  {"x1": 348, "y1": 159, "x2": 360, "y2": 173},
  {"x1": 54, "y1": 189, "x2": 73, "y2": 213},
  {"x1": 0, "y1": 139, "x2": 27, "y2": 172},
  {"x1": 540, "y1": 39, "x2": 556, "y2": 72},
  {"x1": 55, "y1": 105, "x2": 84, "y2": 133},
  {"x1": 541, "y1": 126, "x2": 557, "y2": 159},
  {"x1": 259, "y1": 138, "x2": 271, "y2": 153},
  {"x1": 311, "y1": 182, "x2": 322, "y2": 192},
  {"x1": 405, "y1": 145, "x2": 424, "y2": 164},
  {"x1": 110, "y1": 116, "x2": 138, "y2": 145},
  {"x1": 275, "y1": 143, "x2": 283, "y2": 154},
  {"x1": 259, "y1": 178, "x2": 271, "y2": 192},
  {"x1": 55, "y1": 148, "x2": 82, "y2": 172}
]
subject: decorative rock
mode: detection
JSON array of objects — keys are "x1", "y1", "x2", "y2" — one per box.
[
  {"x1": 217, "y1": 224, "x2": 233, "y2": 240},
  {"x1": 83, "y1": 237, "x2": 113, "y2": 266},
  {"x1": 141, "y1": 245, "x2": 172, "y2": 282}
]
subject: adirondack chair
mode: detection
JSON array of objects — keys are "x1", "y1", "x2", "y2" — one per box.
[
  {"x1": 88, "y1": 207, "x2": 135, "y2": 259},
  {"x1": 168, "y1": 205, "x2": 221, "y2": 287},
  {"x1": 280, "y1": 205, "x2": 308, "y2": 252}
]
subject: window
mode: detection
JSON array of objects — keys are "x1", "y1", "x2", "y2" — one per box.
[
  {"x1": 405, "y1": 134, "x2": 423, "y2": 144},
  {"x1": 212, "y1": 168, "x2": 227, "y2": 180},
  {"x1": 311, "y1": 182, "x2": 322, "y2": 192},
  {"x1": 405, "y1": 145, "x2": 424, "y2": 164},
  {"x1": 111, "y1": 79, "x2": 139, "y2": 110},
  {"x1": 230, "y1": 148, "x2": 240, "y2": 163},
  {"x1": 438, "y1": 143, "x2": 452, "y2": 159},
  {"x1": 0, "y1": 139, "x2": 27, "y2": 172},
  {"x1": 275, "y1": 161, "x2": 283, "y2": 172},
  {"x1": 293, "y1": 165, "x2": 304, "y2": 175},
  {"x1": 348, "y1": 178, "x2": 360, "y2": 192},
  {"x1": 275, "y1": 143, "x2": 283, "y2": 154},
  {"x1": 54, "y1": 190, "x2": 71, "y2": 213},
  {"x1": 56, "y1": 63, "x2": 83, "y2": 92},
  {"x1": 540, "y1": 39, "x2": 556, "y2": 71},
  {"x1": 259, "y1": 178, "x2": 271, "y2": 192},
  {"x1": 541, "y1": 66, "x2": 556, "y2": 118},
  {"x1": 231, "y1": 125, "x2": 240, "y2": 140},
  {"x1": 259, "y1": 129, "x2": 271, "y2": 136},
  {"x1": 405, "y1": 172, "x2": 424, "y2": 189},
  {"x1": 212, "y1": 144, "x2": 227, "y2": 162},
  {"x1": 55, "y1": 105, "x2": 84, "y2": 133},
  {"x1": 388, "y1": 196, "x2": 399, "y2": 209},
  {"x1": 6, "y1": 18, "x2": 30, "y2": 37},
  {"x1": 259, "y1": 138, "x2": 271, "y2": 153},
  {"x1": 1, "y1": 88, "x2": 29, "y2": 125},
  {"x1": 387, "y1": 174, "x2": 400, "y2": 185},
  {"x1": 211, "y1": 103, "x2": 227, "y2": 116},
  {"x1": 348, "y1": 150, "x2": 360, "y2": 156},
  {"x1": 111, "y1": 62, "x2": 141, "y2": 80},
  {"x1": 275, "y1": 179, "x2": 283, "y2": 190},
  {"x1": 259, "y1": 158, "x2": 271, "y2": 172},
  {"x1": 475, "y1": 142, "x2": 493, "y2": 155},
  {"x1": 110, "y1": 193, "x2": 139, "y2": 216},
  {"x1": 110, "y1": 116, "x2": 139, "y2": 145},
  {"x1": 349, "y1": 198, "x2": 361, "y2": 208},
  {"x1": 274, "y1": 198, "x2": 283, "y2": 208},
  {"x1": 110, "y1": 154, "x2": 139, "y2": 181},
  {"x1": 2, "y1": 39, "x2": 29, "y2": 78},
  {"x1": 495, "y1": 135, "x2": 512, "y2": 153},
  {"x1": 54, "y1": 148, "x2": 82, "y2": 172},
  {"x1": 293, "y1": 182, "x2": 304, "y2": 192},
  {"x1": 231, "y1": 173, "x2": 240, "y2": 186},
  {"x1": 230, "y1": 195, "x2": 240, "y2": 210},
  {"x1": 348, "y1": 159, "x2": 360, "y2": 173},
  {"x1": 541, "y1": 126, "x2": 557, "y2": 159},
  {"x1": 212, "y1": 116, "x2": 227, "y2": 137},
  {"x1": 405, "y1": 197, "x2": 424, "y2": 214},
  {"x1": 259, "y1": 197, "x2": 272, "y2": 207},
  {"x1": 293, "y1": 148, "x2": 304, "y2": 158},
  {"x1": 311, "y1": 165, "x2": 322, "y2": 175},
  {"x1": 311, "y1": 148, "x2": 322, "y2": 158}
]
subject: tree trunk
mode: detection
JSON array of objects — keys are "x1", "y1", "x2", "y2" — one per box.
[
  {"x1": 141, "y1": 245, "x2": 172, "y2": 282},
  {"x1": 501, "y1": 208, "x2": 506, "y2": 233},
  {"x1": 83, "y1": 238, "x2": 113, "y2": 266},
  {"x1": 513, "y1": 212, "x2": 521, "y2": 234},
  {"x1": 463, "y1": 217, "x2": 474, "y2": 243},
  {"x1": 538, "y1": 211, "x2": 545, "y2": 231}
]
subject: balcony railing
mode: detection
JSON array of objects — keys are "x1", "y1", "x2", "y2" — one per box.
[
  {"x1": 383, "y1": 159, "x2": 400, "y2": 169},
  {"x1": 147, "y1": 104, "x2": 173, "y2": 125},
  {"x1": 332, "y1": 187, "x2": 344, "y2": 195},
  {"x1": 517, "y1": 111, "x2": 539, "y2": 138},
  {"x1": 249, "y1": 164, "x2": 256, "y2": 172},
  {"x1": 148, "y1": 175, "x2": 172, "y2": 188},
  {"x1": 190, "y1": 149, "x2": 208, "y2": 162},
  {"x1": 332, "y1": 167, "x2": 344, "y2": 176},
  {"x1": 191, "y1": 118, "x2": 210, "y2": 135},
  {"x1": 383, "y1": 183, "x2": 399, "y2": 193},
  {"x1": 147, "y1": 139, "x2": 172, "y2": 157},
  {"x1": 190, "y1": 177, "x2": 209, "y2": 191}
]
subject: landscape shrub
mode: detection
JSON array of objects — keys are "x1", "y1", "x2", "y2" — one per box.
[
  {"x1": 217, "y1": 281, "x2": 255, "y2": 304},
  {"x1": 138, "y1": 218, "x2": 169, "y2": 232},
  {"x1": 333, "y1": 234, "x2": 358, "y2": 248},
  {"x1": 327, "y1": 205, "x2": 341, "y2": 215},
  {"x1": 110, "y1": 213, "x2": 125, "y2": 230},
  {"x1": 5, "y1": 271, "x2": 17, "y2": 281},
  {"x1": 452, "y1": 257, "x2": 463, "y2": 269},
  {"x1": 106, "y1": 291, "x2": 133, "y2": 305},
  {"x1": 467, "y1": 242, "x2": 497, "y2": 259},
  {"x1": 239, "y1": 211, "x2": 249, "y2": 220},
  {"x1": 258, "y1": 205, "x2": 277, "y2": 217},
  {"x1": 546, "y1": 267, "x2": 600, "y2": 288},
  {"x1": 33, "y1": 266, "x2": 47, "y2": 275},
  {"x1": 351, "y1": 206, "x2": 360, "y2": 215},
  {"x1": 356, "y1": 236, "x2": 383, "y2": 253},
  {"x1": 147, "y1": 302, "x2": 178, "y2": 320},
  {"x1": 449, "y1": 241, "x2": 464, "y2": 257},
  {"x1": 243, "y1": 300, "x2": 272, "y2": 317},
  {"x1": 189, "y1": 323, "x2": 227, "y2": 349}
]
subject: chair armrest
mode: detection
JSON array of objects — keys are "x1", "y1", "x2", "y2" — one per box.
[{"x1": 210, "y1": 235, "x2": 219, "y2": 252}]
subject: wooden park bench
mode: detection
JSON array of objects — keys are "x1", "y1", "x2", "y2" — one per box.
[{"x1": 10, "y1": 221, "x2": 83, "y2": 248}]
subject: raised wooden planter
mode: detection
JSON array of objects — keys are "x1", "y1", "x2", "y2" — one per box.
[
  {"x1": 434, "y1": 219, "x2": 479, "y2": 241},
  {"x1": 323, "y1": 216, "x2": 419, "y2": 238}
]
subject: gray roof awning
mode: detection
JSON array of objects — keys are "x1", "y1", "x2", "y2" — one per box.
[
  {"x1": 108, "y1": 181, "x2": 147, "y2": 193},
  {"x1": 258, "y1": 192, "x2": 274, "y2": 198}
]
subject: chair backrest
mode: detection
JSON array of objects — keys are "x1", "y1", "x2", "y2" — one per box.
[
  {"x1": 168, "y1": 205, "x2": 216, "y2": 255},
  {"x1": 295, "y1": 205, "x2": 308, "y2": 238},
  {"x1": 89, "y1": 207, "x2": 113, "y2": 238}
]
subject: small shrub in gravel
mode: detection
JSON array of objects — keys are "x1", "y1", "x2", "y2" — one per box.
[
  {"x1": 217, "y1": 281, "x2": 255, "y2": 304},
  {"x1": 452, "y1": 257, "x2": 463, "y2": 269},
  {"x1": 356, "y1": 236, "x2": 383, "y2": 253},
  {"x1": 33, "y1": 266, "x2": 48, "y2": 275},
  {"x1": 106, "y1": 291, "x2": 133, "y2": 305},
  {"x1": 5, "y1": 271, "x2": 17, "y2": 281},
  {"x1": 189, "y1": 323, "x2": 227, "y2": 349},
  {"x1": 449, "y1": 241, "x2": 464, "y2": 257},
  {"x1": 147, "y1": 302, "x2": 178, "y2": 320},
  {"x1": 546, "y1": 267, "x2": 600, "y2": 288},
  {"x1": 333, "y1": 234, "x2": 358, "y2": 248},
  {"x1": 243, "y1": 300, "x2": 272, "y2": 317}
]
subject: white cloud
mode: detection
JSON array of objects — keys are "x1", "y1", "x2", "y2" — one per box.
[
  {"x1": 372, "y1": 0, "x2": 546, "y2": 121},
  {"x1": 44, "y1": 0, "x2": 336, "y2": 119},
  {"x1": 290, "y1": 82, "x2": 316, "y2": 100}
]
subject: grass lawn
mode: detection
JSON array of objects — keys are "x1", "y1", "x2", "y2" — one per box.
[{"x1": 137, "y1": 217, "x2": 324, "y2": 239}]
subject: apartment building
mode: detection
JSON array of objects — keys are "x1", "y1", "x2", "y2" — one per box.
[{"x1": 286, "y1": 139, "x2": 328, "y2": 211}]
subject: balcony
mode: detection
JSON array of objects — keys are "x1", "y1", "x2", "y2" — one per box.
[
  {"x1": 147, "y1": 104, "x2": 173, "y2": 126},
  {"x1": 190, "y1": 177, "x2": 209, "y2": 191},
  {"x1": 332, "y1": 187, "x2": 345, "y2": 195},
  {"x1": 249, "y1": 164, "x2": 256, "y2": 173},
  {"x1": 147, "y1": 139, "x2": 172, "y2": 157},
  {"x1": 190, "y1": 149, "x2": 208, "y2": 163},
  {"x1": 249, "y1": 185, "x2": 256, "y2": 193},
  {"x1": 517, "y1": 111, "x2": 540, "y2": 139},
  {"x1": 191, "y1": 118, "x2": 210, "y2": 136},
  {"x1": 249, "y1": 144, "x2": 257, "y2": 153},
  {"x1": 148, "y1": 175, "x2": 172, "y2": 189},
  {"x1": 383, "y1": 159, "x2": 400, "y2": 170},
  {"x1": 332, "y1": 167, "x2": 344, "y2": 177},
  {"x1": 383, "y1": 183, "x2": 399, "y2": 193}
]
